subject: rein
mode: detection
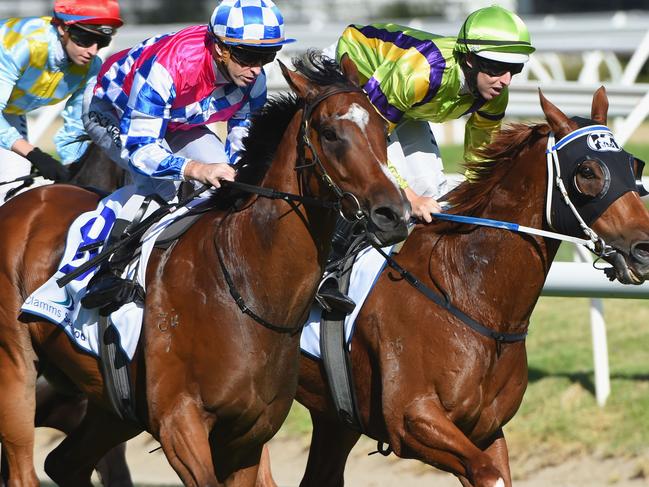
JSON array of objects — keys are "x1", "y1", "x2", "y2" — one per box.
[
  {"x1": 220, "y1": 179, "x2": 339, "y2": 210},
  {"x1": 366, "y1": 125, "x2": 636, "y2": 347}
]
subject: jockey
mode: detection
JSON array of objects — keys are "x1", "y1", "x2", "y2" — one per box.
[
  {"x1": 315, "y1": 6, "x2": 535, "y2": 312},
  {"x1": 0, "y1": 0, "x2": 122, "y2": 203},
  {"x1": 328, "y1": 5, "x2": 535, "y2": 223},
  {"x1": 80, "y1": 0, "x2": 295, "y2": 314}
]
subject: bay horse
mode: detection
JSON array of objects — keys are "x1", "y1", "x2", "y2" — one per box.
[
  {"x1": 67, "y1": 142, "x2": 130, "y2": 192},
  {"x1": 262, "y1": 87, "x2": 649, "y2": 487},
  {"x1": 0, "y1": 53, "x2": 409, "y2": 487},
  {"x1": 0, "y1": 144, "x2": 130, "y2": 487}
]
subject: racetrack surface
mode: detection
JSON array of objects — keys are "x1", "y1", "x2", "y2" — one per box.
[{"x1": 33, "y1": 428, "x2": 648, "y2": 486}]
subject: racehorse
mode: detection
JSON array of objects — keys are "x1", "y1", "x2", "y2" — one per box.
[
  {"x1": 67, "y1": 141, "x2": 129, "y2": 192},
  {"x1": 260, "y1": 87, "x2": 649, "y2": 487},
  {"x1": 0, "y1": 52, "x2": 409, "y2": 487},
  {"x1": 0, "y1": 144, "x2": 130, "y2": 487}
]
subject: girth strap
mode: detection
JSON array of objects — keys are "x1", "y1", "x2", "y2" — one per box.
[
  {"x1": 98, "y1": 315, "x2": 138, "y2": 423},
  {"x1": 320, "y1": 234, "x2": 366, "y2": 432}
]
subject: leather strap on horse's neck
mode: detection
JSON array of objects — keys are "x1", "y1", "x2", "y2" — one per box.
[
  {"x1": 373, "y1": 245, "x2": 528, "y2": 351},
  {"x1": 215, "y1": 210, "x2": 305, "y2": 335}
]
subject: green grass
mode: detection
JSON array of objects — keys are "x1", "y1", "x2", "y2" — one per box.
[
  {"x1": 506, "y1": 297, "x2": 649, "y2": 471},
  {"x1": 277, "y1": 297, "x2": 649, "y2": 468}
]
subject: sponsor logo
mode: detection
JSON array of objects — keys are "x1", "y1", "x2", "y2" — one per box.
[
  {"x1": 52, "y1": 288, "x2": 75, "y2": 311},
  {"x1": 65, "y1": 322, "x2": 87, "y2": 342},
  {"x1": 587, "y1": 132, "x2": 621, "y2": 152},
  {"x1": 23, "y1": 295, "x2": 63, "y2": 319}
]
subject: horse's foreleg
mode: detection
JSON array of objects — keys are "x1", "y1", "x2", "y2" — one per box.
[
  {"x1": 157, "y1": 397, "x2": 220, "y2": 487},
  {"x1": 44, "y1": 402, "x2": 141, "y2": 487},
  {"x1": 254, "y1": 444, "x2": 277, "y2": 487},
  {"x1": 395, "y1": 397, "x2": 505, "y2": 487},
  {"x1": 298, "y1": 412, "x2": 361, "y2": 487},
  {"x1": 0, "y1": 339, "x2": 38, "y2": 486}
]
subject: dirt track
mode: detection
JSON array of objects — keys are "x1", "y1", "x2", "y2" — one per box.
[{"x1": 33, "y1": 429, "x2": 649, "y2": 486}]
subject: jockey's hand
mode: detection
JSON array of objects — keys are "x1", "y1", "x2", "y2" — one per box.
[
  {"x1": 404, "y1": 187, "x2": 441, "y2": 223},
  {"x1": 26, "y1": 148, "x2": 70, "y2": 182},
  {"x1": 183, "y1": 161, "x2": 236, "y2": 188}
]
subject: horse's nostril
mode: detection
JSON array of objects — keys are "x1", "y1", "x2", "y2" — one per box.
[
  {"x1": 372, "y1": 206, "x2": 400, "y2": 228},
  {"x1": 631, "y1": 241, "x2": 649, "y2": 263}
]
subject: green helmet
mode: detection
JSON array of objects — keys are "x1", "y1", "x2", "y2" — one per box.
[{"x1": 455, "y1": 5, "x2": 535, "y2": 63}]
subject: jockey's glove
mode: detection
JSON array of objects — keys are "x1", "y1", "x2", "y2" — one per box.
[{"x1": 26, "y1": 148, "x2": 71, "y2": 182}]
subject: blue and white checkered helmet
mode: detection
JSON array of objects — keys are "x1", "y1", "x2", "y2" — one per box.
[{"x1": 209, "y1": 0, "x2": 295, "y2": 47}]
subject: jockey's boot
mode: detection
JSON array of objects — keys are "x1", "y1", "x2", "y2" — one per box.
[
  {"x1": 315, "y1": 275, "x2": 356, "y2": 315},
  {"x1": 81, "y1": 194, "x2": 161, "y2": 315},
  {"x1": 81, "y1": 243, "x2": 143, "y2": 316}
]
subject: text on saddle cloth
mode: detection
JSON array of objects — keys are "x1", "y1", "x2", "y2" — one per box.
[{"x1": 20, "y1": 187, "x2": 207, "y2": 360}]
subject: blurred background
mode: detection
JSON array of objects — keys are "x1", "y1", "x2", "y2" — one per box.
[{"x1": 8, "y1": 1, "x2": 649, "y2": 485}]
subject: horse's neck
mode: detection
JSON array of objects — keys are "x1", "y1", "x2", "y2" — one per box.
[
  {"x1": 224, "y1": 115, "x2": 336, "y2": 314},
  {"x1": 437, "y1": 146, "x2": 559, "y2": 328}
]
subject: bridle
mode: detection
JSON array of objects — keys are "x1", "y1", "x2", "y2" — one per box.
[
  {"x1": 295, "y1": 85, "x2": 367, "y2": 222},
  {"x1": 218, "y1": 84, "x2": 371, "y2": 334},
  {"x1": 544, "y1": 123, "x2": 645, "y2": 260}
]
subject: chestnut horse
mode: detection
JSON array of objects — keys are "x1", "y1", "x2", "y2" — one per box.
[
  {"x1": 258, "y1": 87, "x2": 649, "y2": 487},
  {"x1": 0, "y1": 53, "x2": 409, "y2": 487},
  {"x1": 1, "y1": 144, "x2": 130, "y2": 487}
]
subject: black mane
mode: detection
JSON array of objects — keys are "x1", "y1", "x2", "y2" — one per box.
[{"x1": 211, "y1": 51, "x2": 351, "y2": 208}]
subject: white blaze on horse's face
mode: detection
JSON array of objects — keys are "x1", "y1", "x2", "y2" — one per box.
[
  {"x1": 336, "y1": 103, "x2": 369, "y2": 132},
  {"x1": 335, "y1": 103, "x2": 395, "y2": 187}
]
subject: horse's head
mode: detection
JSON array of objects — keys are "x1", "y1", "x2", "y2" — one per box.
[
  {"x1": 278, "y1": 52, "x2": 409, "y2": 246},
  {"x1": 541, "y1": 87, "x2": 649, "y2": 283}
]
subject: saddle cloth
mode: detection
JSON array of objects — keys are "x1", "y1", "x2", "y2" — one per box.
[
  {"x1": 300, "y1": 243, "x2": 395, "y2": 359},
  {"x1": 21, "y1": 186, "x2": 205, "y2": 361}
]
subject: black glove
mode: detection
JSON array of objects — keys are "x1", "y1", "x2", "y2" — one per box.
[{"x1": 26, "y1": 148, "x2": 70, "y2": 182}]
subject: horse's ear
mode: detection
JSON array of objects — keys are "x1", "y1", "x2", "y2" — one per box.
[
  {"x1": 339, "y1": 53, "x2": 360, "y2": 87},
  {"x1": 278, "y1": 59, "x2": 318, "y2": 102},
  {"x1": 539, "y1": 88, "x2": 575, "y2": 139},
  {"x1": 591, "y1": 86, "x2": 608, "y2": 125}
]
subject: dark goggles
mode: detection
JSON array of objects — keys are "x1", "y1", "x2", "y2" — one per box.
[
  {"x1": 228, "y1": 45, "x2": 278, "y2": 67},
  {"x1": 474, "y1": 55, "x2": 524, "y2": 77},
  {"x1": 67, "y1": 25, "x2": 111, "y2": 49}
]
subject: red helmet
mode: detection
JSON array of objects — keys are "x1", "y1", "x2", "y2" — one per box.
[{"x1": 53, "y1": 0, "x2": 123, "y2": 28}]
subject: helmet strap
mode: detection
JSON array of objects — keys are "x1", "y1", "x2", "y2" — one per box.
[
  {"x1": 211, "y1": 41, "x2": 235, "y2": 83},
  {"x1": 459, "y1": 53, "x2": 483, "y2": 100}
]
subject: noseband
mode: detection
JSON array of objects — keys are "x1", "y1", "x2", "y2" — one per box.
[{"x1": 297, "y1": 85, "x2": 367, "y2": 221}]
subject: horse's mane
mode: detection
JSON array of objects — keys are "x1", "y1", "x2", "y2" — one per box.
[
  {"x1": 212, "y1": 51, "x2": 351, "y2": 208},
  {"x1": 429, "y1": 122, "x2": 550, "y2": 233}
]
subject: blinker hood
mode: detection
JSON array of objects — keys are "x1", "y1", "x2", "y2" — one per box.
[{"x1": 547, "y1": 118, "x2": 639, "y2": 236}]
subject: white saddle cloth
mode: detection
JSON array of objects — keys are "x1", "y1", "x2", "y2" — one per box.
[
  {"x1": 21, "y1": 186, "x2": 204, "y2": 361},
  {"x1": 299, "y1": 244, "x2": 395, "y2": 359}
]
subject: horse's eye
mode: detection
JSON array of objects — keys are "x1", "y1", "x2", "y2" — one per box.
[
  {"x1": 321, "y1": 128, "x2": 338, "y2": 142},
  {"x1": 579, "y1": 164, "x2": 596, "y2": 179}
]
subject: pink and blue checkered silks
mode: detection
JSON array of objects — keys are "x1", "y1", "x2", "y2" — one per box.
[
  {"x1": 93, "y1": 25, "x2": 266, "y2": 178},
  {"x1": 209, "y1": 0, "x2": 295, "y2": 46}
]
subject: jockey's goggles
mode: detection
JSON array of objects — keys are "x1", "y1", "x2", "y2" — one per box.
[
  {"x1": 474, "y1": 55, "x2": 524, "y2": 77},
  {"x1": 228, "y1": 45, "x2": 279, "y2": 67},
  {"x1": 67, "y1": 24, "x2": 112, "y2": 49}
]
